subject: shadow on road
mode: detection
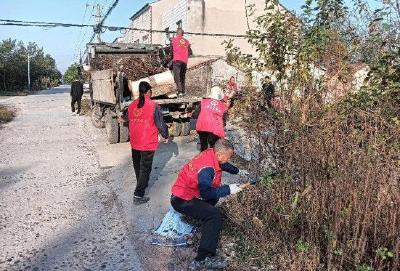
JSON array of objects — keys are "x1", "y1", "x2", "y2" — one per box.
[
  {"x1": 148, "y1": 138, "x2": 179, "y2": 191},
  {"x1": 0, "y1": 163, "x2": 39, "y2": 190},
  {"x1": 35, "y1": 85, "x2": 71, "y2": 95}
]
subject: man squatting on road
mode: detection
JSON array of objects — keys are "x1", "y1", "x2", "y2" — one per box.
[
  {"x1": 120, "y1": 81, "x2": 169, "y2": 205},
  {"x1": 171, "y1": 139, "x2": 250, "y2": 270},
  {"x1": 70, "y1": 78, "x2": 83, "y2": 115},
  {"x1": 171, "y1": 28, "x2": 191, "y2": 97},
  {"x1": 195, "y1": 86, "x2": 230, "y2": 151}
]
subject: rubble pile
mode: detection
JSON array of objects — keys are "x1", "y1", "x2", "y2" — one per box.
[{"x1": 91, "y1": 54, "x2": 166, "y2": 81}]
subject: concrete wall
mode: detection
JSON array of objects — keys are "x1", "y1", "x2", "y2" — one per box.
[
  {"x1": 122, "y1": 7, "x2": 152, "y2": 44},
  {"x1": 186, "y1": 0, "x2": 269, "y2": 56},
  {"x1": 151, "y1": 0, "x2": 182, "y2": 45},
  {"x1": 122, "y1": 0, "x2": 288, "y2": 56}
]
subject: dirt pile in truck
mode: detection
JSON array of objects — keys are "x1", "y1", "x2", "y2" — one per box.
[{"x1": 91, "y1": 54, "x2": 166, "y2": 81}]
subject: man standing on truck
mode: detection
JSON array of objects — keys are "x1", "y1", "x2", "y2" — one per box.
[
  {"x1": 196, "y1": 86, "x2": 229, "y2": 151},
  {"x1": 125, "y1": 81, "x2": 169, "y2": 205},
  {"x1": 171, "y1": 139, "x2": 250, "y2": 270},
  {"x1": 171, "y1": 28, "x2": 191, "y2": 97},
  {"x1": 70, "y1": 78, "x2": 84, "y2": 115}
]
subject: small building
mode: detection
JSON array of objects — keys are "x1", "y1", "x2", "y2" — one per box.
[{"x1": 120, "y1": 0, "x2": 289, "y2": 57}]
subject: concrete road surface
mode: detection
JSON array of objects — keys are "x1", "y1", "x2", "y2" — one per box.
[{"x1": 0, "y1": 86, "x2": 242, "y2": 271}]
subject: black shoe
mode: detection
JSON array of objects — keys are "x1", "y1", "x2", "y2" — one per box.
[
  {"x1": 133, "y1": 195, "x2": 150, "y2": 205},
  {"x1": 189, "y1": 256, "x2": 227, "y2": 270},
  {"x1": 178, "y1": 92, "x2": 185, "y2": 97}
]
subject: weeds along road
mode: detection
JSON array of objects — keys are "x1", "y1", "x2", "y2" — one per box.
[{"x1": 0, "y1": 85, "x2": 199, "y2": 271}]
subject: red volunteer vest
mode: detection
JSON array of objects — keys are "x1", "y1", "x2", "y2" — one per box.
[
  {"x1": 171, "y1": 148, "x2": 222, "y2": 201},
  {"x1": 172, "y1": 35, "x2": 190, "y2": 64},
  {"x1": 196, "y1": 98, "x2": 227, "y2": 138},
  {"x1": 128, "y1": 96, "x2": 159, "y2": 151}
]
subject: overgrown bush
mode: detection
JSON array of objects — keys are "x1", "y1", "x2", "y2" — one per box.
[
  {"x1": 0, "y1": 105, "x2": 15, "y2": 123},
  {"x1": 222, "y1": 0, "x2": 400, "y2": 270}
]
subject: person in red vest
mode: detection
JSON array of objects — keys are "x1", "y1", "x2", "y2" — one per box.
[
  {"x1": 124, "y1": 81, "x2": 169, "y2": 205},
  {"x1": 225, "y1": 76, "x2": 238, "y2": 99},
  {"x1": 171, "y1": 28, "x2": 191, "y2": 97},
  {"x1": 196, "y1": 86, "x2": 229, "y2": 151},
  {"x1": 171, "y1": 139, "x2": 250, "y2": 270}
]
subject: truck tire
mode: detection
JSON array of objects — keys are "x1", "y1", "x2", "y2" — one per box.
[
  {"x1": 181, "y1": 121, "x2": 191, "y2": 136},
  {"x1": 119, "y1": 123, "x2": 129, "y2": 143},
  {"x1": 105, "y1": 113, "x2": 119, "y2": 144},
  {"x1": 91, "y1": 105, "x2": 105, "y2": 128},
  {"x1": 168, "y1": 121, "x2": 182, "y2": 137}
]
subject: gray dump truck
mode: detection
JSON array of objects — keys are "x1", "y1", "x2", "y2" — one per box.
[{"x1": 86, "y1": 43, "x2": 214, "y2": 144}]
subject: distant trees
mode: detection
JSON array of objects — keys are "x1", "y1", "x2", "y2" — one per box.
[
  {"x1": 0, "y1": 39, "x2": 61, "y2": 93},
  {"x1": 63, "y1": 63, "x2": 80, "y2": 84}
]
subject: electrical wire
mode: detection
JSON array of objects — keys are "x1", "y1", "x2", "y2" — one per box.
[{"x1": 0, "y1": 19, "x2": 249, "y2": 38}]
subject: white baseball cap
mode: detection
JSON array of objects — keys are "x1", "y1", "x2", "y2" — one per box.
[{"x1": 208, "y1": 86, "x2": 224, "y2": 100}]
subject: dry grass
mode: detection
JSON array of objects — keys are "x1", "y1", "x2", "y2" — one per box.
[
  {"x1": 0, "y1": 105, "x2": 16, "y2": 123},
  {"x1": 221, "y1": 89, "x2": 400, "y2": 270},
  {"x1": 79, "y1": 98, "x2": 92, "y2": 116}
]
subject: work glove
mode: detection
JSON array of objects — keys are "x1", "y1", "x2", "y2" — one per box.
[
  {"x1": 229, "y1": 184, "x2": 243, "y2": 195},
  {"x1": 238, "y1": 169, "x2": 249, "y2": 177}
]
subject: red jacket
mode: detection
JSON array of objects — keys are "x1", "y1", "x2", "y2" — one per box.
[
  {"x1": 128, "y1": 96, "x2": 159, "y2": 151},
  {"x1": 172, "y1": 35, "x2": 190, "y2": 64},
  {"x1": 171, "y1": 149, "x2": 222, "y2": 201},
  {"x1": 196, "y1": 98, "x2": 228, "y2": 138}
]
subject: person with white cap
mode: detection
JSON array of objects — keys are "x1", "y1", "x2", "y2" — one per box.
[
  {"x1": 170, "y1": 138, "x2": 251, "y2": 270},
  {"x1": 195, "y1": 86, "x2": 229, "y2": 151}
]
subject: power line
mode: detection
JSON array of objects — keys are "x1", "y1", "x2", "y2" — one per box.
[
  {"x1": 89, "y1": 0, "x2": 120, "y2": 45},
  {"x1": 0, "y1": 19, "x2": 249, "y2": 38},
  {"x1": 74, "y1": 0, "x2": 91, "y2": 62}
]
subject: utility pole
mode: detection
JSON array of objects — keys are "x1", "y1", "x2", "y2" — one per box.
[
  {"x1": 95, "y1": 4, "x2": 102, "y2": 43},
  {"x1": 27, "y1": 54, "x2": 31, "y2": 92}
]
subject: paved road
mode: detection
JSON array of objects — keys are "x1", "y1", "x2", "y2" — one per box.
[
  {"x1": 0, "y1": 86, "x2": 145, "y2": 270},
  {"x1": 0, "y1": 86, "x2": 242, "y2": 271}
]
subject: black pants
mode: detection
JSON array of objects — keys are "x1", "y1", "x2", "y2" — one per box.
[
  {"x1": 71, "y1": 96, "x2": 82, "y2": 114},
  {"x1": 131, "y1": 149, "x2": 155, "y2": 197},
  {"x1": 198, "y1": 131, "x2": 220, "y2": 152},
  {"x1": 173, "y1": 61, "x2": 187, "y2": 94},
  {"x1": 171, "y1": 196, "x2": 221, "y2": 261}
]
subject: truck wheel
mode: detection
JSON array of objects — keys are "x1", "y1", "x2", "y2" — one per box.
[
  {"x1": 168, "y1": 121, "x2": 182, "y2": 137},
  {"x1": 119, "y1": 123, "x2": 129, "y2": 143},
  {"x1": 91, "y1": 105, "x2": 105, "y2": 128},
  {"x1": 181, "y1": 121, "x2": 191, "y2": 136},
  {"x1": 105, "y1": 113, "x2": 119, "y2": 144}
]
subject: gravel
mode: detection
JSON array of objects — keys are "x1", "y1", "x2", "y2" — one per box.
[{"x1": 0, "y1": 86, "x2": 143, "y2": 271}]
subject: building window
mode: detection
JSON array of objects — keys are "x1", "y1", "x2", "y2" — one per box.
[
  {"x1": 176, "y1": 20, "x2": 182, "y2": 29},
  {"x1": 134, "y1": 39, "x2": 139, "y2": 44},
  {"x1": 142, "y1": 35, "x2": 149, "y2": 43}
]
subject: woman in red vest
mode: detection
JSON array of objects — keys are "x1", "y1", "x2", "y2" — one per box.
[
  {"x1": 127, "y1": 81, "x2": 169, "y2": 205},
  {"x1": 225, "y1": 76, "x2": 238, "y2": 99},
  {"x1": 196, "y1": 86, "x2": 229, "y2": 151}
]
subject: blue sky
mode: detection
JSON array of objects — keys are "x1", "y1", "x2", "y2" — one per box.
[{"x1": 0, "y1": 0, "x2": 374, "y2": 73}]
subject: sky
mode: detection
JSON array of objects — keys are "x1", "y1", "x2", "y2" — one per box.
[{"x1": 0, "y1": 0, "x2": 376, "y2": 73}]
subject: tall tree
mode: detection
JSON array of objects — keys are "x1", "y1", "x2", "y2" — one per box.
[
  {"x1": 63, "y1": 63, "x2": 80, "y2": 84},
  {"x1": 0, "y1": 39, "x2": 61, "y2": 93}
]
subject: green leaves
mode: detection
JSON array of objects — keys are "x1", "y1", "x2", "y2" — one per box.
[
  {"x1": 376, "y1": 247, "x2": 394, "y2": 261},
  {"x1": 63, "y1": 63, "x2": 81, "y2": 84},
  {"x1": 0, "y1": 39, "x2": 61, "y2": 92}
]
